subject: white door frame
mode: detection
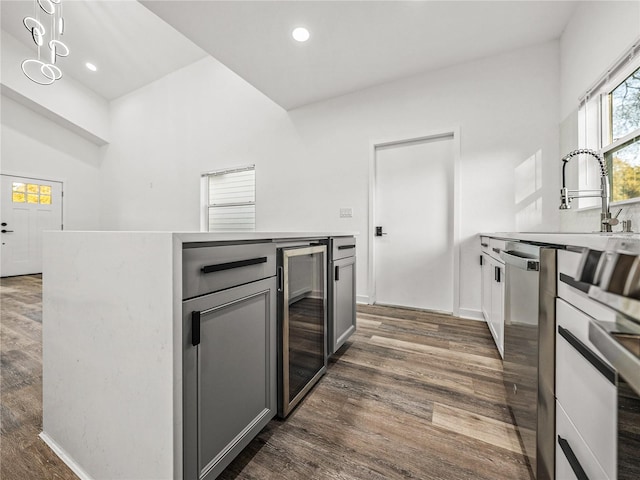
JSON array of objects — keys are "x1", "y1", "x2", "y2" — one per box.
[{"x1": 368, "y1": 127, "x2": 461, "y2": 317}]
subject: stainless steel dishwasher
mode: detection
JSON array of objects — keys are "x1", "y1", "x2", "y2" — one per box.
[{"x1": 501, "y1": 242, "x2": 557, "y2": 480}]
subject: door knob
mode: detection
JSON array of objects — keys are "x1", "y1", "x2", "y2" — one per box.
[
  {"x1": 1, "y1": 230, "x2": 14, "y2": 233},
  {"x1": 375, "y1": 226, "x2": 387, "y2": 237}
]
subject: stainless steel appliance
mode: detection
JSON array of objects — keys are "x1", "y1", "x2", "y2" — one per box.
[
  {"x1": 570, "y1": 238, "x2": 640, "y2": 480},
  {"x1": 277, "y1": 243, "x2": 327, "y2": 418},
  {"x1": 501, "y1": 242, "x2": 556, "y2": 480}
]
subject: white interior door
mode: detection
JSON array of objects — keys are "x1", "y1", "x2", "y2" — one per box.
[
  {"x1": 1, "y1": 174, "x2": 63, "y2": 277},
  {"x1": 374, "y1": 135, "x2": 454, "y2": 312}
]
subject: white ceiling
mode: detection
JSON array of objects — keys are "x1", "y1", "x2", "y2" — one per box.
[
  {"x1": 0, "y1": 0, "x2": 207, "y2": 100},
  {"x1": 1, "y1": 1, "x2": 579, "y2": 107},
  {"x1": 141, "y1": 0, "x2": 579, "y2": 110}
]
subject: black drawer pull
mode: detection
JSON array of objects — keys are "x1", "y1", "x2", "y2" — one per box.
[
  {"x1": 558, "y1": 325, "x2": 616, "y2": 384},
  {"x1": 558, "y1": 436, "x2": 589, "y2": 480},
  {"x1": 191, "y1": 311, "x2": 201, "y2": 346},
  {"x1": 481, "y1": 242, "x2": 489, "y2": 247},
  {"x1": 201, "y1": 256, "x2": 267, "y2": 274},
  {"x1": 338, "y1": 244, "x2": 355, "y2": 250},
  {"x1": 559, "y1": 273, "x2": 591, "y2": 294},
  {"x1": 492, "y1": 247, "x2": 501, "y2": 254}
]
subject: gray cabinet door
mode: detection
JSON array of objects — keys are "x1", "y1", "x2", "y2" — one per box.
[
  {"x1": 183, "y1": 277, "x2": 276, "y2": 480},
  {"x1": 331, "y1": 256, "x2": 356, "y2": 353}
]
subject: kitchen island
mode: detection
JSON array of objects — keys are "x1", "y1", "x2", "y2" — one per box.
[{"x1": 41, "y1": 231, "x2": 356, "y2": 480}]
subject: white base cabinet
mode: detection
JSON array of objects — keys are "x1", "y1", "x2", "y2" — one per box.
[
  {"x1": 556, "y1": 250, "x2": 617, "y2": 480},
  {"x1": 480, "y1": 236, "x2": 505, "y2": 358}
]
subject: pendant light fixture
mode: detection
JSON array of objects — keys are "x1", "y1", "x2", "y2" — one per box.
[{"x1": 21, "y1": 0, "x2": 69, "y2": 85}]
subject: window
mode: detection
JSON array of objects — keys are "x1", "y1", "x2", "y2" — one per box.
[
  {"x1": 202, "y1": 165, "x2": 255, "y2": 232},
  {"x1": 605, "y1": 66, "x2": 640, "y2": 202},
  {"x1": 12, "y1": 182, "x2": 52, "y2": 204},
  {"x1": 579, "y1": 42, "x2": 640, "y2": 206}
]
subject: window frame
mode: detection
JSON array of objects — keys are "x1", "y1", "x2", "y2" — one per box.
[
  {"x1": 201, "y1": 164, "x2": 256, "y2": 232},
  {"x1": 577, "y1": 44, "x2": 640, "y2": 209}
]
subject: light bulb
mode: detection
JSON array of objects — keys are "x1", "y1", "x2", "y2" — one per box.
[{"x1": 292, "y1": 27, "x2": 310, "y2": 42}]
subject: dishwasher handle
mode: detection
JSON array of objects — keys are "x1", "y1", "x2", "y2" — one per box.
[{"x1": 501, "y1": 250, "x2": 540, "y2": 271}]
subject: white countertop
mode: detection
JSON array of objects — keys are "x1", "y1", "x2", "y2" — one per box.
[
  {"x1": 175, "y1": 231, "x2": 358, "y2": 243},
  {"x1": 48, "y1": 230, "x2": 358, "y2": 243},
  {"x1": 482, "y1": 232, "x2": 640, "y2": 251}
]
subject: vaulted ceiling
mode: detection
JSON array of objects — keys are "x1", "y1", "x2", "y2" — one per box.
[{"x1": 2, "y1": 1, "x2": 578, "y2": 108}]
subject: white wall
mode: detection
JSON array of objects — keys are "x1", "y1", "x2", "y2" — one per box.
[
  {"x1": 288, "y1": 41, "x2": 560, "y2": 315},
  {"x1": 102, "y1": 41, "x2": 560, "y2": 316},
  {"x1": 560, "y1": 1, "x2": 640, "y2": 121},
  {"x1": 1, "y1": 95, "x2": 104, "y2": 231},
  {"x1": 101, "y1": 57, "x2": 304, "y2": 231},
  {"x1": 1, "y1": 31, "x2": 110, "y2": 145},
  {"x1": 559, "y1": 1, "x2": 640, "y2": 232}
]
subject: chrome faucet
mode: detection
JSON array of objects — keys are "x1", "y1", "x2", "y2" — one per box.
[{"x1": 559, "y1": 149, "x2": 619, "y2": 232}]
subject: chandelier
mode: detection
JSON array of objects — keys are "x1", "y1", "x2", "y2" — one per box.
[{"x1": 21, "y1": 0, "x2": 69, "y2": 85}]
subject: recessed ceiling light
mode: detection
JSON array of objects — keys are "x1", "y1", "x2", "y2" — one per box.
[
  {"x1": 85, "y1": 62, "x2": 97, "y2": 72},
  {"x1": 292, "y1": 27, "x2": 310, "y2": 42}
]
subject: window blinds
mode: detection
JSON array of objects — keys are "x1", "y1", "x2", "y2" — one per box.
[{"x1": 205, "y1": 166, "x2": 255, "y2": 231}]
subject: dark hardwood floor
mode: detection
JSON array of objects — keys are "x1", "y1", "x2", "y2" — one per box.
[
  {"x1": 1, "y1": 275, "x2": 77, "y2": 480},
  {"x1": 1, "y1": 276, "x2": 532, "y2": 480}
]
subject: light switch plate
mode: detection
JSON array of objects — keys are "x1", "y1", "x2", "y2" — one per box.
[{"x1": 340, "y1": 207, "x2": 353, "y2": 218}]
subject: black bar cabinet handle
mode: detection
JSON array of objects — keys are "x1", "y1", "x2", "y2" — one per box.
[
  {"x1": 480, "y1": 255, "x2": 483, "y2": 266},
  {"x1": 335, "y1": 265, "x2": 340, "y2": 281},
  {"x1": 558, "y1": 325, "x2": 616, "y2": 384},
  {"x1": 495, "y1": 266, "x2": 501, "y2": 283},
  {"x1": 559, "y1": 273, "x2": 591, "y2": 294},
  {"x1": 558, "y1": 436, "x2": 590, "y2": 480},
  {"x1": 191, "y1": 311, "x2": 201, "y2": 346},
  {"x1": 481, "y1": 242, "x2": 489, "y2": 247},
  {"x1": 277, "y1": 266, "x2": 284, "y2": 292},
  {"x1": 492, "y1": 247, "x2": 501, "y2": 254},
  {"x1": 338, "y1": 244, "x2": 356, "y2": 250},
  {"x1": 201, "y1": 256, "x2": 267, "y2": 274}
]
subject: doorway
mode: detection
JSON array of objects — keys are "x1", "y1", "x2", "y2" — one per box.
[
  {"x1": 1, "y1": 174, "x2": 63, "y2": 277},
  {"x1": 369, "y1": 130, "x2": 459, "y2": 315}
]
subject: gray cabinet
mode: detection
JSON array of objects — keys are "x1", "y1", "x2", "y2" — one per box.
[
  {"x1": 332, "y1": 256, "x2": 356, "y2": 352},
  {"x1": 328, "y1": 237, "x2": 356, "y2": 355},
  {"x1": 183, "y1": 273, "x2": 276, "y2": 480}
]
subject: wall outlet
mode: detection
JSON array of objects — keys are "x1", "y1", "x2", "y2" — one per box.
[{"x1": 340, "y1": 207, "x2": 353, "y2": 218}]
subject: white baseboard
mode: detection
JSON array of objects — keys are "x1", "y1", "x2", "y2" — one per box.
[
  {"x1": 356, "y1": 295, "x2": 370, "y2": 304},
  {"x1": 457, "y1": 308, "x2": 484, "y2": 321},
  {"x1": 40, "y1": 431, "x2": 93, "y2": 480}
]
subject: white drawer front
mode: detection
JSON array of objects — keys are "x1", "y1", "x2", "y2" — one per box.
[
  {"x1": 556, "y1": 402, "x2": 611, "y2": 480},
  {"x1": 557, "y1": 250, "x2": 616, "y2": 322},
  {"x1": 556, "y1": 298, "x2": 617, "y2": 478}
]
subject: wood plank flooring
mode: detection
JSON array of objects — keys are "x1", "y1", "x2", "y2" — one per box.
[
  {"x1": 1, "y1": 275, "x2": 77, "y2": 480},
  {"x1": 1, "y1": 277, "x2": 532, "y2": 480}
]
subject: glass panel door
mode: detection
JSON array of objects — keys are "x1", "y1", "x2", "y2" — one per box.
[{"x1": 281, "y1": 245, "x2": 327, "y2": 416}]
